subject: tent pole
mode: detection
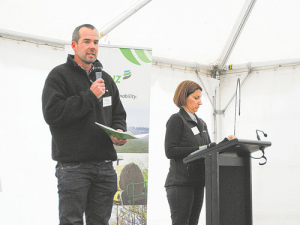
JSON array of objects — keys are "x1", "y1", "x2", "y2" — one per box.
[
  {"x1": 225, "y1": 58, "x2": 300, "y2": 71},
  {"x1": 99, "y1": 0, "x2": 152, "y2": 38},
  {"x1": 217, "y1": 0, "x2": 257, "y2": 70},
  {"x1": 153, "y1": 56, "x2": 212, "y2": 71}
]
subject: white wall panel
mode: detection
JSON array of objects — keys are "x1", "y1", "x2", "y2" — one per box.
[
  {"x1": 219, "y1": 66, "x2": 300, "y2": 225},
  {"x1": 0, "y1": 38, "x2": 66, "y2": 225}
]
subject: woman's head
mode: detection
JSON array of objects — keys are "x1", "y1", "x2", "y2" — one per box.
[{"x1": 173, "y1": 80, "x2": 203, "y2": 114}]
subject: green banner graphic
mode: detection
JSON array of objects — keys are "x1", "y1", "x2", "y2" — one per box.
[{"x1": 120, "y1": 48, "x2": 152, "y2": 66}]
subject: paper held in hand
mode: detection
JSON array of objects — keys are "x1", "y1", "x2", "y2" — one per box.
[{"x1": 95, "y1": 122, "x2": 149, "y2": 139}]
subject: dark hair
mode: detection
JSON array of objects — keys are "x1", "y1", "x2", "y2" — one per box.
[
  {"x1": 173, "y1": 80, "x2": 202, "y2": 108},
  {"x1": 72, "y1": 24, "x2": 98, "y2": 43}
]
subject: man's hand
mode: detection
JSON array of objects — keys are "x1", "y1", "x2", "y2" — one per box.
[
  {"x1": 90, "y1": 78, "x2": 106, "y2": 99},
  {"x1": 111, "y1": 129, "x2": 127, "y2": 146}
]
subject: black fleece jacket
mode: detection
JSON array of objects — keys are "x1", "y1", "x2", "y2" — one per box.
[
  {"x1": 165, "y1": 108, "x2": 211, "y2": 187},
  {"x1": 42, "y1": 55, "x2": 126, "y2": 162}
]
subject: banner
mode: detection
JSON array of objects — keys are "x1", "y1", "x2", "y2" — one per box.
[{"x1": 98, "y1": 46, "x2": 152, "y2": 225}]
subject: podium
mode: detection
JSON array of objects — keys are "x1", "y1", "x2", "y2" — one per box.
[{"x1": 183, "y1": 139, "x2": 271, "y2": 225}]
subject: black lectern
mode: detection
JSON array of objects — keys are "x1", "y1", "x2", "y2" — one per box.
[{"x1": 183, "y1": 139, "x2": 271, "y2": 225}]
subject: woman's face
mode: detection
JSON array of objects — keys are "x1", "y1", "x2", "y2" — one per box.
[{"x1": 183, "y1": 89, "x2": 202, "y2": 114}]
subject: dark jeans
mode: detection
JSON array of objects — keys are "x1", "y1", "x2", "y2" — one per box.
[
  {"x1": 166, "y1": 185, "x2": 205, "y2": 225},
  {"x1": 55, "y1": 161, "x2": 117, "y2": 225}
]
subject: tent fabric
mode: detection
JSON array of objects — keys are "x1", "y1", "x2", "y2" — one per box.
[{"x1": 0, "y1": 0, "x2": 299, "y2": 65}]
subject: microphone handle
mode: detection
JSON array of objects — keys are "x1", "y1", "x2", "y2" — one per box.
[
  {"x1": 96, "y1": 71, "x2": 102, "y2": 80},
  {"x1": 95, "y1": 71, "x2": 103, "y2": 102}
]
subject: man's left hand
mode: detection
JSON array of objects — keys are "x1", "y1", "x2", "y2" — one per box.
[{"x1": 111, "y1": 129, "x2": 127, "y2": 146}]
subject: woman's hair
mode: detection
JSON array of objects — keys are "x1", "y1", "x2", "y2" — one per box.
[{"x1": 173, "y1": 80, "x2": 202, "y2": 108}]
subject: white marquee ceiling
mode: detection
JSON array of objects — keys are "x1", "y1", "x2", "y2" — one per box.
[{"x1": 1, "y1": 0, "x2": 299, "y2": 65}]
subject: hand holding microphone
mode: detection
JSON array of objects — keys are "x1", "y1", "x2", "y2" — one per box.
[
  {"x1": 90, "y1": 61, "x2": 106, "y2": 100},
  {"x1": 90, "y1": 79, "x2": 106, "y2": 99}
]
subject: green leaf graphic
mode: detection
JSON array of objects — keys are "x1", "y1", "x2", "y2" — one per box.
[
  {"x1": 120, "y1": 48, "x2": 141, "y2": 65},
  {"x1": 134, "y1": 49, "x2": 152, "y2": 63}
]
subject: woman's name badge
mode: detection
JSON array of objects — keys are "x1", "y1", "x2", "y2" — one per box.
[{"x1": 191, "y1": 126, "x2": 200, "y2": 135}]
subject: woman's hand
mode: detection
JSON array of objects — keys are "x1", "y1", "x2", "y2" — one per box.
[{"x1": 227, "y1": 135, "x2": 237, "y2": 140}]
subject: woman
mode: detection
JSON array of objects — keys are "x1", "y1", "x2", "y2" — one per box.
[{"x1": 165, "y1": 80, "x2": 235, "y2": 225}]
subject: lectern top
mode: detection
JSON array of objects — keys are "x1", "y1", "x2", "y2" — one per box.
[{"x1": 183, "y1": 138, "x2": 272, "y2": 164}]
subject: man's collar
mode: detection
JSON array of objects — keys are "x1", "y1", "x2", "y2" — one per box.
[{"x1": 67, "y1": 54, "x2": 94, "y2": 75}]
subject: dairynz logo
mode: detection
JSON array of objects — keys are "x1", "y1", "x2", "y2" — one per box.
[
  {"x1": 113, "y1": 70, "x2": 132, "y2": 83},
  {"x1": 123, "y1": 70, "x2": 131, "y2": 80}
]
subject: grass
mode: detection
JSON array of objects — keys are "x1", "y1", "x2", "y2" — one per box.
[{"x1": 116, "y1": 137, "x2": 149, "y2": 153}]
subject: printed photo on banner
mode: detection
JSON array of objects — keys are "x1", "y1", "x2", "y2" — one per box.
[{"x1": 98, "y1": 46, "x2": 152, "y2": 224}]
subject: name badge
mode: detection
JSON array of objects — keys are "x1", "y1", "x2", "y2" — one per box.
[
  {"x1": 103, "y1": 96, "x2": 112, "y2": 107},
  {"x1": 191, "y1": 126, "x2": 200, "y2": 135}
]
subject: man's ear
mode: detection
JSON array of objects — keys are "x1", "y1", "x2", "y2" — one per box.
[{"x1": 71, "y1": 41, "x2": 77, "y2": 52}]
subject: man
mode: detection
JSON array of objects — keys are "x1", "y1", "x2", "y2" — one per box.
[{"x1": 42, "y1": 24, "x2": 127, "y2": 225}]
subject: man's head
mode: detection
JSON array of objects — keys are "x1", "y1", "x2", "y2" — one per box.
[{"x1": 71, "y1": 24, "x2": 99, "y2": 70}]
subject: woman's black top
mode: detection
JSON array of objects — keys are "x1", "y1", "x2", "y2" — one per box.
[{"x1": 165, "y1": 108, "x2": 211, "y2": 187}]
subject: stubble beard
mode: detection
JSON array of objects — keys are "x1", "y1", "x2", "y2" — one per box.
[{"x1": 81, "y1": 54, "x2": 97, "y2": 65}]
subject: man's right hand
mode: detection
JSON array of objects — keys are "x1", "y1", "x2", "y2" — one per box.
[{"x1": 90, "y1": 78, "x2": 106, "y2": 99}]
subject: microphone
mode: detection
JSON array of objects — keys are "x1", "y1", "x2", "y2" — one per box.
[
  {"x1": 94, "y1": 61, "x2": 102, "y2": 80},
  {"x1": 256, "y1": 129, "x2": 268, "y2": 140},
  {"x1": 94, "y1": 61, "x2": 103, "y2": 102},
  {"x1": 255, "y1": 130, "x2": 268, "y2": 165}
]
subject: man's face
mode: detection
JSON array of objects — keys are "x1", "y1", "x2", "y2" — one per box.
[{"x1": 72, "y1": 27, "x2": 99, "y2": 70}]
